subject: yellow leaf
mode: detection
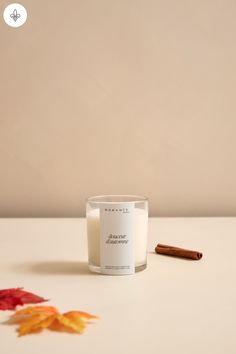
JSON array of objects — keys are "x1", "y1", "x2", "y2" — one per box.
[
  {"x1": 8, "y1": 306, "x2": 99, "y2": 336},
  {"x1": 18, "y1": 315, "x2": 56, "y2": 336},
  {"x1": 14, "y1": 306, "x2": 58, "y2": 316},
  {"x1": 64, "y1": 311, "x2": 99, "y2": 320},
  {"x1": 54, "y1": 314, "x2": 86, "y2": 334}
]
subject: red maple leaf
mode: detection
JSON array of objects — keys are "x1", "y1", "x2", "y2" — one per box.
[{"x1": 0, "y1": 288, "x2": 48, "y2": 310}]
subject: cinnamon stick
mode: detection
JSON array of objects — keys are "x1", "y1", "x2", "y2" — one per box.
[{"x1": 155, "y1": 243, "x2": 203, "y2": 260}]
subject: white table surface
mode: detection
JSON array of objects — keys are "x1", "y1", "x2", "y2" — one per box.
[{"x1": 0, "y1": 217, "x2": 236, "y2": 354}]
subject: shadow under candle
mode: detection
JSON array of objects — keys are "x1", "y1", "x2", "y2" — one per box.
[{"x1": 12, "y1": 260, "x2": 92, "y2": 276}]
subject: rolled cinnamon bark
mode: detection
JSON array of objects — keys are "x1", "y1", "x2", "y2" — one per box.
[{"x1": 155, "y1": 243, "x2": 203, "y2": 260}]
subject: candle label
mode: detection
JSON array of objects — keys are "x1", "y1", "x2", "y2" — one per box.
[{"x1": 100, "y1": 203, "x2": 135, "y2": 275}]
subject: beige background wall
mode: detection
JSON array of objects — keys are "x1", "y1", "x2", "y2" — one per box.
[{"x1": 0, "y1": 0, "x2": 236, "y2": 217}]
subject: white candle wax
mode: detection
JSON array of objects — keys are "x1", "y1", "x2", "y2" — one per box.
[{"x1": 87, "y1": 208, "x2": 148, "y2": 267}]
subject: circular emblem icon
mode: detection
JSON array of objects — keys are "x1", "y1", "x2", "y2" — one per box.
[{"x1": 3, "y1": 3, "x2": 27, "y2": 28}]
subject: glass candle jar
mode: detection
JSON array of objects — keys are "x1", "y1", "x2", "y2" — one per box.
[{"x1": 86, "y1": 195, "x2": 148, "y2": 275}]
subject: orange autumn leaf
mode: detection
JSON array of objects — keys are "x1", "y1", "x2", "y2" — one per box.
[
  {"x1": 64, "y1": 311, "x2": 99, "y2": 320},
  {"x1": 10, "y1": 306, "x2": 99, "y2": 336},
  {"x1": 53, "y1": 313, "x2": 86, "y2": 334},
  {"x1": 14, "y1": 306, "x2": 58, "y2": 316}
]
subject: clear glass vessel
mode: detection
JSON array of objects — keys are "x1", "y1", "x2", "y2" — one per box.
[{"x1": 86, "y1": 195, "x2": 148, "y2": 275}]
